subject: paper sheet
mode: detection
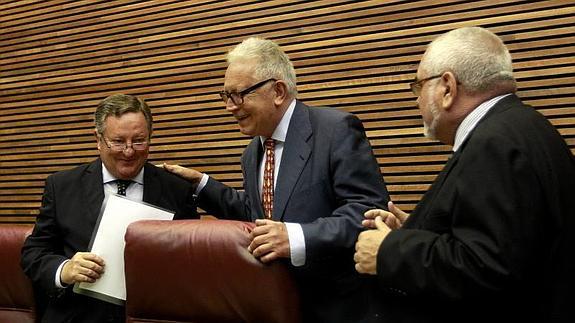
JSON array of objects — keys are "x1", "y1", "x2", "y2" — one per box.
[{"x1": 73, "y1": 194, "x2": 174, "y2": 305}]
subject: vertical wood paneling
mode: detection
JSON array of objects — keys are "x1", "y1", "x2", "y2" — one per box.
[{"x1": 1, "y1": 0, "x2": 574, "y2": 223}]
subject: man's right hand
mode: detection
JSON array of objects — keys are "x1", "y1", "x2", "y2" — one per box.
[
  {"x1": 163, "y1": 163, "x2": 204, "y2": 185},
  {"x1": 60, "y1": 252, "x2": 105, "y2": 285},
  {"x1": 362, "y1": 201, "x2": 409, "y2": 230}
]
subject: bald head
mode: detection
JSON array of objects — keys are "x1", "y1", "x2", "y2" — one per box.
[{"x1": 420, "y1": 26, "x2": 516, "y2": 95}]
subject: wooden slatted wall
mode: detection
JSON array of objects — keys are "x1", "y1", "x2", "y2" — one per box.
[{"x1": 1, "y1": 0, "x2": 574, "y2": 224}]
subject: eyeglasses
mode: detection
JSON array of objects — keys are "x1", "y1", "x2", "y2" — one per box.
[
  {"x1": 218, "y1": 78, "x2": 277, "y2": 106},
  {"x1": 409, "y1": 74, "x2": 443, "y2": 96},
  {"x1": 100, "y1": 136, "x2": 149, "y2": 152}
]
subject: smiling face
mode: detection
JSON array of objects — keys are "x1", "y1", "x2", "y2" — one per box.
[
  {"x1": 223, "y1": 59, "x2": 281, "y2": 137},
  {"x1": 96, "y1": 111, "x2": 149, "y2": 179}
]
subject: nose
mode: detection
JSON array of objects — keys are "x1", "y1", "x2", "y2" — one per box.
[
  {"x1": 225, "y1": 99, "x2": 239, "y2": 112},
  {"x1": 122, "y1": 145, "x2": 136, "y2": 156}
]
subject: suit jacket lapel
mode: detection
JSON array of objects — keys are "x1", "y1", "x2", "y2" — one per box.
[
  {"x1": 405, "y1": 150, "x2": 461, "y2": 228},
  {"x1": 143, "y1": 163, "x2": 161, "y2": 205},
  {"x1": 244, "y1": 138, "x2": 265, "y2": 219},
  {"x1": 82, "y1": 159, "x2": 105, "y2": 224},
  {"x1": 274, "y1": 101, "x2": 312, "y2": 221}
]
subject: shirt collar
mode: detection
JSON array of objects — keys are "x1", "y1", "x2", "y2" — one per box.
[
  {"x1": 260, "y1": 98, "x2": 296, "y2": 145},
  {"x1": 102, "y1": 162, "x2": 144, "y2": 185},
  {"x1": 452, "y1": 93, "x2": 512, "y2": 152}
]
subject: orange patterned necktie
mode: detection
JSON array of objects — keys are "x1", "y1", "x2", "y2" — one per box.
[{"x1": 262, "y1": 138, "x2": 275, "y2": 219}]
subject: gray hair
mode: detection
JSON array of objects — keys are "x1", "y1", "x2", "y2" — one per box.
[
  {"x1": 94, "y1": 94, "x2": 153, "y2": 137},
  {"x1": 227, "y1": 37, "x2": 298, "y2": 96},
  {"x1": 421, "y1": 26, "x2": 515, "y2": 93}
]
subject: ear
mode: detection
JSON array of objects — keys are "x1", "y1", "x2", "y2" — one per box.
[
  {"x1": 441, "y1": 72, "x2": 458, "y2": 111},
  {"x1": 94, "y1": 129, "x2": 102, "y2": 151},
  {"x1": 272, "y1": 80, "x2": 288, "y2": 106}
]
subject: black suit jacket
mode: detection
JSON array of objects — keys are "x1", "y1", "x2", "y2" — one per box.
[
  {"x1": 375, "y1": 94, "x2": 575, "y2": 322},
  {"x1": 21, "y1": 159, "x2": 197, "y2": 323},
  {"x1": 199, "y1": 101, "x2": 389, "y2": 322}
]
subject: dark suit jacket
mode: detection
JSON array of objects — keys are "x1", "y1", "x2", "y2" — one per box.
[
  {"x1": 21, "y1": 159, "x2": 197, "y2": 323},
  {"x1": 198, "y1": 101, "x2": 389, "y2": 322},
  {"x1": 375, "y1": 94, "x2": 575, "y2": 322}
]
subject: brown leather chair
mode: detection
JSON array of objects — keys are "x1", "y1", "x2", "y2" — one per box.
[
  {"x1": 124, "y1": 219, "x2": 301, "y2": 323},
  {"x1": 0, "y1": 225, "x2": 36, "y2": 323}
]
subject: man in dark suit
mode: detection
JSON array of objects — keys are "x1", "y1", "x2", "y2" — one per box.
[
  {"x1": 21, "y1": 94, "x2": 198, "y2": 323},
  {"x1": 164, "y1": 37, "x2": 389, "y2": 322},
  {"x1": 354, "y1": 26, "x2": 575, "y2": 322}
]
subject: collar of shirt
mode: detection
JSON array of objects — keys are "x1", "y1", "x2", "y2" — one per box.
[
  {"x1": 259, "y1": 98, "x2": 296, "y2": 145},
  {"x1": 452, "y1": 93, "x2": 512, "y2": 152},
  {"x1": 101, "y1": 163, "x2": 145, "y2": 185},
  {"x1": 257, "y1": 98, "x2": 296, "y2": 195}
]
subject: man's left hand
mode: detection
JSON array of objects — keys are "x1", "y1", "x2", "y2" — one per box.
[
  {"x1": 248, "y1": 219, "x2": 290, "y2": 263},
  {"x1": 354, "y1": 216, "x2": 391, "y2": 275}
]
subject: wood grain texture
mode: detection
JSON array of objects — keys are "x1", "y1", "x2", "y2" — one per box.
[{"x1": 1, "y1": 0, "x2": 574, "y2": 223}]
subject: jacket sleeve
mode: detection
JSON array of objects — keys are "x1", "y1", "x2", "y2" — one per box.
[
  {"x1": 301, "y1": 114, "x2": 389, "y2": 262},
  {"x1": 21, "y1": 175, "x2": 69, "y2": 295},
  {"x1": 197, "y1": 177, "x2": 253, "y2": 222}
]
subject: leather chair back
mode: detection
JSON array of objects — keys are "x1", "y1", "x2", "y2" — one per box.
[
  {"x1": 124, "y1": 219, "x2": 301, "y2": 323},
  {"x1": 0, "y1": 225, "x2": 36, "y2": 323}
]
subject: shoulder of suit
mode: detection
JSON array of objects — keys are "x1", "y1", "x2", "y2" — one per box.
[
  {"x1": 43, "y1": 161, "x2": 97, "y2": 189},
  {"x1": 479, "y1": 98, "x2": 545, "y2": 133},
  {"x1": 145, "y1": 162, "x2": 194, "y2": 187},
  {"x1": 467, "y1": 98, "x2": 560, "y2": 156},
  {"x1": 49, "y1": 161, "x2": 95, "y2": 180},
  {"x1": 306, "y1": 105, "x2": 353, "y2": 122}
]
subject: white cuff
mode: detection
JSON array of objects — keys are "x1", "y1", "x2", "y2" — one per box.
[
  {"x1": 194, "y1": 173, "x2": 209, "y2": 195},
  {"x1": 55, "y1": 259, "x2": 70, "y2": 288},
  {"x1": 285, "y1": 222, "x2": 306, "y2": 267}
]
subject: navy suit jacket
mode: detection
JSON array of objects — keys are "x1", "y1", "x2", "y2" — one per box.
[
  {"x1": 198, "y1": 100, "x2": 389, "y2": 322},
  {"x1": 21, "y1": 159, "x2": 198, "y2": 323},
  {"x1": 375, "y1": 94, "x2": 575, "y2": 322}
]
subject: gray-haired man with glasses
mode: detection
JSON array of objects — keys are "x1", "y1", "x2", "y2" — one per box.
[
  {"x1": 355, "y1": 26, "x2": 575, "y2": 322},
  {"x1": 164, "y1": 37, "x2": 389, "y2": 322},
  {"x1": 21, "y1": 94, "x2": 197, "y2": 323}
]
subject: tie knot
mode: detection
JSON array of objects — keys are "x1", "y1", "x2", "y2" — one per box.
[
  {"x1": 116, "y1": 179, "x2": 132, "y2": 196},
  {"x1": 264, "y1": 138, "x2": 275, "y2": 150}
]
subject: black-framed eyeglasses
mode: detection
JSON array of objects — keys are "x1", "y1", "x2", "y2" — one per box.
[
  {"x1": 409, "y1": 74, "x2": 442, "y2": 96},
  {"x1": 218, "y1": 78, "x2": 277, "y2": 106},
  {"x1": 100, "y1": 136, "x2": 149, "y2": 152}
]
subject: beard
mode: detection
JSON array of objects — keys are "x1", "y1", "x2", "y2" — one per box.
[{"x1": 423, "y1": 99, "x2": 441, "y2": 140}]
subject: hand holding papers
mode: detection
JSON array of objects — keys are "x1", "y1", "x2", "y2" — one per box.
[{"x1": 74, "y1": 194, "x2": 174, "y2": 305}]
